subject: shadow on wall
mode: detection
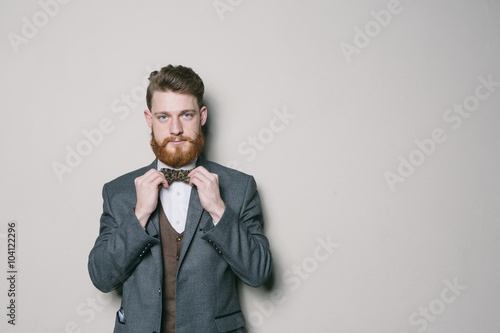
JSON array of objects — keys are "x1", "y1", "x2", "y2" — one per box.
[{"x1": 200, "y1": 94, "x2": 214, "y2": 159}]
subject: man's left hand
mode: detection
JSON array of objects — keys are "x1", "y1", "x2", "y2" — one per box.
[{"x1": 188, "y1": 166, "x2": 226, "y2": 224}]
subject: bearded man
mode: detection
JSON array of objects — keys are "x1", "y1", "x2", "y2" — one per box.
[{"x1": 88, "y1": 65, "x2": 272, "y2": 333}]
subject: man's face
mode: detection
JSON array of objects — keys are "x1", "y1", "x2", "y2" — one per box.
[{"x1": 145, "y1": 90, "x2": 207, "y2": 168}]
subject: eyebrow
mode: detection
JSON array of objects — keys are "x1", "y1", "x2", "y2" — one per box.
[{"x1": 153, "y1": 109, "x2": 197, "y2": 116}]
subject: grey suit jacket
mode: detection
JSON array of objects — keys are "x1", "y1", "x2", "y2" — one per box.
[{"x1": 88, "y1": 156, "x2": 272, "y2": 333}]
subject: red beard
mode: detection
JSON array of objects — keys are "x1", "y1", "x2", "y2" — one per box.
[{"x1": 150, "y1": 126, "x2": 204, "y2": 169}]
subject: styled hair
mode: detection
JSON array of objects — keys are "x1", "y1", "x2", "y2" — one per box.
[{"x1": 146, "y1": 65, "x2": 204, "y2": 110}]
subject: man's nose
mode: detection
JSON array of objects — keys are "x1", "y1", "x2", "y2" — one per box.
[{"x1": 170, "y1": 117, "x2": 183, "y2": 135}]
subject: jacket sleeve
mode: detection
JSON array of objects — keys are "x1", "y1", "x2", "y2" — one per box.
[
  {"x1": 201, "y1": 176, "x2": 272, "y2": 287},
  {"x1": 88, "y1": 184, "x2": 160, "y2": 292}
]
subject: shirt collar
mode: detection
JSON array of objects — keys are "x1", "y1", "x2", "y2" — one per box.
[{"x1": 157, "y1": 158, "x2": 197, "y2": 171}]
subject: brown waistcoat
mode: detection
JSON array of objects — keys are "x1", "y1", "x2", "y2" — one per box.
[{"x1": 159, "y1": 204, "x2": 183, "y2": 333}]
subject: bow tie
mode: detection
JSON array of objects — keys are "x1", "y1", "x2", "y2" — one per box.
[{"x1": 160, "y1": 168, "x2": 194, "y2": 185}]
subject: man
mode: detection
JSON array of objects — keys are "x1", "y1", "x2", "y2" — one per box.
[{"x1": 88, "y1": 65, "x2": 272, "y2": 333}]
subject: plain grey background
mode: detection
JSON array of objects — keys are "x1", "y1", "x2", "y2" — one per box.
[{"x1": 1, "y1": 0, "x2": 500, "y2": 332}]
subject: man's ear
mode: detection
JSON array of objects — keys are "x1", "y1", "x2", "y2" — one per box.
[
  {"x1": 200, "y1": 106, "x2": 207, "y2": 126},
  {"x1": 144, "y1": 110, "x2": 153, "y2": 129}
]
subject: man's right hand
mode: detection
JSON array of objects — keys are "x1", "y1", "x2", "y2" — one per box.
[{"x1": 134, "y1": 169, "x2": 168, "y2": 228}]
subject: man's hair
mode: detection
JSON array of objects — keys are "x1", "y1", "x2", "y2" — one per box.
[{"x1": 146, "y1": 65, "x2": 205, "y2": 110}]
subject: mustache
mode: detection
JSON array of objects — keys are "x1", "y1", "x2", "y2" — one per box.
[{"x1": 158, "y1": 134, "x2": 198, "y2": 147}]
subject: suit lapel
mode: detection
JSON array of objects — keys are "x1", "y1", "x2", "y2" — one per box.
[
  {"x1": 145, "y1": 159, "x2": 161, "y2": 237},
  {"x1": 177, "y1": 156, "x2": 211, "y2": 269},
  {"x1": 148, "y1": 204, "x2": 163, "y2": 284},
  {"x1": 145, "y1": 205, "x2": 160, "y2": 237}
]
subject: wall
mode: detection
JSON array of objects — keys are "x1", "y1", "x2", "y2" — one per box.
[{"x1": 1, "y1": 0, "x2": 499, "y2": 332}]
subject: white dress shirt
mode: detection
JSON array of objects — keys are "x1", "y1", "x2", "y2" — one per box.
[{"x1": 157, "y1": 159, "x2": 196, "y2": 233}]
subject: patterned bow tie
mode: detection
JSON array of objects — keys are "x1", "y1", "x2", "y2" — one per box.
[{"x1": 160, "y1": 168, "x2": 194, "y2": 185}]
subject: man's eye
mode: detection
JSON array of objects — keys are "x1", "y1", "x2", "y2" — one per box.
[
  {"x1": 159, "y1": 115, "x2": 168, "y2": 121},
  {"x1": 183, "y1": 113, "x2": 193, "y2": 118}
]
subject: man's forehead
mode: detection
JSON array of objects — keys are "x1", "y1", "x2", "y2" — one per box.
[{"x1": 151, "y1": 90, "x2": 199, "y2": 112}]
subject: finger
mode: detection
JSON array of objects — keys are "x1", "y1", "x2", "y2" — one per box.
[
  {"x1": 136, "y1": 169, "x2": 159, "y2": 184},
  {"x1": 150, "y1": 172, "x2": 168, "y2": 188},
  {"x1": 141, "y1": 172, "x2": 160, "y2": 187},
  {"x1": 140, "y1": 170, "x2": 168, "y2": 188},
  {"x1": 189, "y1": 170, "x2": 211, "y2": 187},
  {"x1": 190, "y1": 167, "x2": 219, "y2": 183},
  {"x1": 188, "y1": 166, "x2": 209, "y2": 178},
  {"x1": 154, "y1": 170, "x2": 168, "y2": 188}
]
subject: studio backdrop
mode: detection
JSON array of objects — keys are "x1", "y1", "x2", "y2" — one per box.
[{"x1": 1, "y1": 0, "x2": 500, "y2": 332}]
